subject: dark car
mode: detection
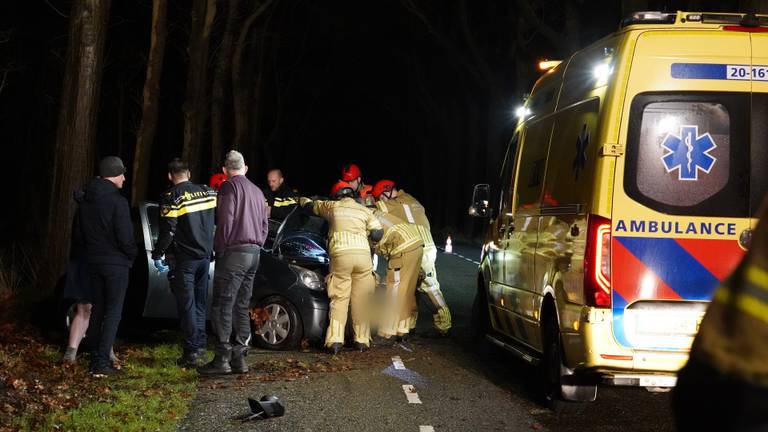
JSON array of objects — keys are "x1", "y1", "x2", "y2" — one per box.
[{"x1": 62, "y1": 203, "x2": 331, "y2": 351}]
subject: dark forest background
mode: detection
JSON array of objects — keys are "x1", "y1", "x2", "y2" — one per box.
[{"x1": 0, "y1": 0, "x2": 763, "y2": 291}]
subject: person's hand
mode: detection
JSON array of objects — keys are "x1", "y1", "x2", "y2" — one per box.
[{"x1": 154, "y1": 258, "x2": 169, "y2": 273}]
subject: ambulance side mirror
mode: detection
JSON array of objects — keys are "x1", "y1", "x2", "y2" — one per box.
[{"x1": 469, "y1": 184, "x2": 491, "y2": 218}]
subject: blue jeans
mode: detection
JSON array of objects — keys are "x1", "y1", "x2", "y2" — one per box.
[
  {"x1": 168, "y1": 257, "x2": 210, "y2": 353},
  {"x1": 88, "y1": 264, "x2": 129, "y2": 368}
]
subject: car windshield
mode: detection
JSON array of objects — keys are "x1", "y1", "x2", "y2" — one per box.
[{"x1": 270, "y1": 207, "x2": 328, "y2": 251}]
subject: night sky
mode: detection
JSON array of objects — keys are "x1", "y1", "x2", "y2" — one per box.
[{"x1": 0, "y1": 0, "x2": 752, "y2": 248}]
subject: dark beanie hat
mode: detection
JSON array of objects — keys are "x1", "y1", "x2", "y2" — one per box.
[{"x1": 99, "y1": 156, "x2": 126, "y2": 178}]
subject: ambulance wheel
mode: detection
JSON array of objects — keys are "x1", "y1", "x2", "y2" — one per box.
[
  {"x1": 254, "y1": 296, "x2": 303, "y2": 350},
  {"x1": 470, "y1": 280, "x2": 493, "y2": 354},
  {"x1": 541, "y1": 312, "x2": 566, "y2": 407}
]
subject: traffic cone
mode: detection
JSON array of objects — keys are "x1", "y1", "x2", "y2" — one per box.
[{"x1": 444, "y1": 235, "x2": 453, "y2": 253}]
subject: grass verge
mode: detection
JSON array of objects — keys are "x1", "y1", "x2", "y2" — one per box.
[{"x1": 1, "y1": 330, "x2": 197, "y2": 432}]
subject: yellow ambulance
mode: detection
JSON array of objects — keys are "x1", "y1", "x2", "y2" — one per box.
[{"x1": 469, "y1": 11, "x2": 767, "y2": 404}]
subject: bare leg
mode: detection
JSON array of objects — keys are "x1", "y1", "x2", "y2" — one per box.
[{"x1": 67, "y1": 303, "x2": 92, "y2": 349}]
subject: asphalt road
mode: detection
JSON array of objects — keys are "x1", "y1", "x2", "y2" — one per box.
[{"x1": 179, "y1": 243, "x2": 676, "y2": 432}]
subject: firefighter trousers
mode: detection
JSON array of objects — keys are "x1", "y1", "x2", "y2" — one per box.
[
  {"x1": 410, "y1": 245, "x2": 451, "y2": 332},
  {"x1": 325, "y1": 252, "x2": 375, "y2": 347},
  {"x1": 378, "y1": 246, "x2": 423, "y2": 337}
]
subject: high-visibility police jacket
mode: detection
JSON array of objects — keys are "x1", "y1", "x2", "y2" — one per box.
[
  {"x1": 376, "y1": 190, "x2": 434, "y2": 248},
  {"x1": 152, "y1": 181, "x2": 217, "y2": 260},
  {"x1": 691, "y1": 200, "x2": 768, "y2": 386},
  {"x1": 373, "y1": 210, "x2": 423, "y2": 258},
  {"x1": 312, "y1": 197, "x2": 382, "y2": 256},
  {"x1": 265, "y1": 183, "x2": 298, "y2": 220}
]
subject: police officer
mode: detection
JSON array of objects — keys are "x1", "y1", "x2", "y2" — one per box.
[
  {"x1": 341, "y1": 163, "x2": 375, "y2": 207},
  {"x1": 372, "y1": 180, "x2": 451, "y2": 335},
  {"x1": 370, "y1": 209, "x2": 423, "y2": 345},
  {"x1": 152, "y1": 158, "x2": 217, "y2": 368},
  {"x1": 265, "y1": 168, "x2": 298, "y2": 220},
  {"x1": 673, "y1": 197, "x2": 768, "y2": 431},
  {"x1": 304, "y1": 181, "x2": 383, "y2": 354}
]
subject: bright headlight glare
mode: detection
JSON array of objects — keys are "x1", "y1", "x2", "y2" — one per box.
[
  {"x1": 515, "y1": 106, "x2": 531, "y2": 119},
  {"x1": 593, "y1": 63, "x2": 613, "y2": 82},
  {"x1": 291, "y1": 265, "x2": 325, "y2": 290}
]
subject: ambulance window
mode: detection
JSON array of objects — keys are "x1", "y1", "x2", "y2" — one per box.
[
  {"x1": 515, "y1": 119, "x2": 553, "y2": 210},
  {"x1": 751, "y1": 93, "x2": 768, "y2": 215},
  {"x1": 498, "y1": 134, "x2": 518, "y2": 214},
  {"x1": 625, "y1": 92, "x2": 749, "y2": 217}
]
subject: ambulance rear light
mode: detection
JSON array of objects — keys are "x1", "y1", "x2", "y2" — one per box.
[
  {"x1": 722, "y1": 25, "x2": 768, "y2": 32},
  {"x1": 584, "y1": 214, "x2": 611, "y2": 308}
]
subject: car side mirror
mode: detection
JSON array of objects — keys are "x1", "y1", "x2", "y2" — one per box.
[{"x1": 468, "y1": 184, "x2": 491, "y2": 218}]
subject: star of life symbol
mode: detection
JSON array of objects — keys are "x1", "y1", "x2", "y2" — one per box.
[{"x1": 660, "y1": 125, "x2": 717, "y2": 181}]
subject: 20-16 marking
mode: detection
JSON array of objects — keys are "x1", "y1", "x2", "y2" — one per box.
[{"x1": 727, "y1": 65, "x2": 768, "y2": 81}]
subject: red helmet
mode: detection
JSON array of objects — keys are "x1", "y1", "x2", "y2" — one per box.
[
  {"x1": 330, "y1": 181, "x2": 356, "y2": 199},
  {"x1": 372, "y1": 179, "x2": 396, "y2": 199},
  {"x1": 341, "y1": 164, "x2": 362, "y2": 182},
  {"x1": 209, "y1": 173, "x2": 227, "y2": 190}
]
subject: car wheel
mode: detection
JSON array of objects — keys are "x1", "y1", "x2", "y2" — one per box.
[
  {"x1": 254, "y1": 296, "x2": 303, "y2": 350},
  {"x1": 470, "y1": 284, "x2": 489, "y2": 339}
]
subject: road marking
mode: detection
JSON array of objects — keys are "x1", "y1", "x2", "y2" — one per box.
[
  {"x1": 437, "y1": 247, "x2": 480, "y2": 265},
  {"x1": 402, "y1": 384, "x2": 422, "y2": 404},
  {"x1": 419, "y1": 426, "x2": 435, "y2": 432},
  {"x1": 392, "y1": 356, "x2": 406, "y2": 370}
]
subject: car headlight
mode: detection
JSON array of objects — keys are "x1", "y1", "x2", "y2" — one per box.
[{"x1": 290, "y1": 265, "x2": 325, "y2": 291}]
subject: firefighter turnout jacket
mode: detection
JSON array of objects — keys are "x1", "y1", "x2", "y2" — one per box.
[
  {"x1": 373, "y1": 210, "x2": 423, "y2": 258},
  {"x1": 312, "y1": 197, "x2": 382, "y2": 256},
  {"x1": 377, "y1": 190, "x2": 435, "y2": 248},
  {"x1": 152, "y1": 181, "x2": 217, "y2": 260},
  {"x1": 689, "y1": 199, "x2": 768, "y2": 386}
]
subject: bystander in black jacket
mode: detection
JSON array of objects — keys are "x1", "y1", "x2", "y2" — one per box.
[
  {"x1": 79, "y1": 178, "x2": 137, "y2": 267},
  {"x1": 265, "y1": 183, "x2": 298, "y2": 220},
  {"x1": 152, "y1": 181, "x2": 217, "y2": 260}
]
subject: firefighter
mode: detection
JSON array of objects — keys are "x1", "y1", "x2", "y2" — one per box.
[
  {"x1": 341, "y1": 163, "x2": 375, "y2": 207},
  {"x1": 371, "y1": 209, "x2": 424, "y2": 345},
  {"x1": 303, "y1": 181, "x2": 383, "y2": 354},
  {"x1": 372, "y1": 180, "x2": 451, "y2": 335},
  {"x1": 673, "y1": 197, "x2": 768, "y2": 431}
]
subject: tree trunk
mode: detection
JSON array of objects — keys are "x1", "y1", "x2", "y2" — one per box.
[
  {"x1": 132, "y1": 0, "x2": 168, "y2": 205},
  {"x1": 232, "y1": 0, "x2": 274, "y2": 150},
  {"x1": 183, "y1": 0, "x2": 216, "y2": 181},
  {"x1": 211, "y1": 0, "x2": 241, "y2": 172},
  {"x1": 44, "y1": 0, "x2": 111, "y2": 291}
]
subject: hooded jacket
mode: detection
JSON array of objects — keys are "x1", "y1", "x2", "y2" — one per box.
[{"x1": 77, "y1": 178, "x2": 137, "y2": 267}]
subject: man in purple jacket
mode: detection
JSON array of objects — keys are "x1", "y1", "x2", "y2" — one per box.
[{"x1": 199, "y1": 150, "x2": 268, "y2": 376}]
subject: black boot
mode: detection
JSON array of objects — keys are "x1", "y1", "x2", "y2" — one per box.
[
  {"x1": 197, "y1": 352, "x2": 232, "y2": 376},
  {"x1": 354, "y1": 342, "x2": 369, "y2": 352},
  {"x1": 328, "y1": 343, "x2": 343, "y2": 355},
  {"x1": 176, "y1": 350, "x2": 202, "y2": 368},
  {"x1": 231, "y1": 352, "x2": 249, "y2": 374},
  {"x1": 372, "y1": 335, "x2": 395, "y2": 347}
]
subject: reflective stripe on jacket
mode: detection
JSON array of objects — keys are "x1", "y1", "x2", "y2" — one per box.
[{"x1": 691, "y1": 198, "x2": 768, "y2": 385}]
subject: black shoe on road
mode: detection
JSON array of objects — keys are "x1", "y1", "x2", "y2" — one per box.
[
  {"x1": 197, "y1": 358, "x2": 232, "y2": 376},
  {"x1": 230, "y1": 355, "x2": 249, "y2": 374},
  {"x1": 354, "y1": 342, "x2": 369, "y2": 352},
  {"x1": 328, "y1": 343, "x2": 343, "y2": 355},
  {"x1": 91, "y1": 365, "x2": 122, "y2": 378},
  {"x1": 371, "y1": 335, "x2": 395, "y2": 347}
]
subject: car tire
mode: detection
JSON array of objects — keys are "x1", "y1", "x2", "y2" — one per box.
[{"x1": 253, "y1": 295, "x2": 303, "y2": 350}]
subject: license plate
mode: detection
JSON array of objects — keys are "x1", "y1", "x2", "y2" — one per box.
[
  {"x1": 640, "y1": 376, "x2": 677, "y2": 387},
  {"x1": 636, "y1": 314, "x2": 701, "y2": 336}
]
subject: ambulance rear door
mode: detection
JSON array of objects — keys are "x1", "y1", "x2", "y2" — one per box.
[{"x1": 611, "y1": 29, "x2": 752, "y2": 355}]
